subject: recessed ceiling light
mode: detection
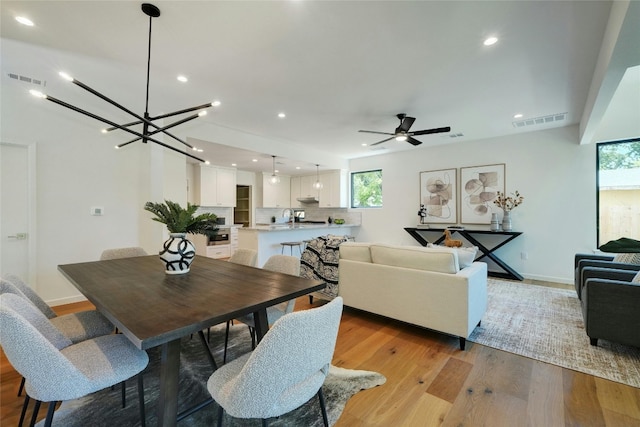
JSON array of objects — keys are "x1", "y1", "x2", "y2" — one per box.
[
  {"x1": 361, "y1": 143, "x2": 368, "y2": 146},
  {"x1": 295, "y1": 166, "x2": 301, "y2": 169},
  {"x1": 513, "y1": 113, "x2": 523, "y2": 119},
  {"x1": 484, "y1": 36, "x2": 498, "y2": 46},
  {"x1": 231, "y1": 163, "x2": 237, "y2": 167},
  {"x1": 278, "y1": 112, "x2": 286, "y2": 118},
  {"x1": 16, "y1": 16, "x2": 34, "y2": 26},
  {"x1": 205, "y1": 160, "x2": 211, "y2": 165},
  {"x1": 177, "y1": 75, "x2": 188, "y2": 83},
  {"x1": 252, "y1": 159, "x2": 258, "y2": 162}
]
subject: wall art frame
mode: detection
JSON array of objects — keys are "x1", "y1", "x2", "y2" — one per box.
[
  {"x1": 460, "y1": 163, "x2": 505, "y2": 225},
  {"x1": 419, "y1": 168, "x2": 457, "y2": 224}
]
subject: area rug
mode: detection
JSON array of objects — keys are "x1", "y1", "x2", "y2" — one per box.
[
  {"x1": 36, "y1": 323, "x2": 385, "y2": 426},
  {"x1": 468, "y1": 278, "x2": 640, "y2": 388}
]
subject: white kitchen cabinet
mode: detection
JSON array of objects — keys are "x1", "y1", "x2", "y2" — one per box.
[
  {"x1": 319, "y1": 170, "x2": 348, "y2": 208},
  {"x1": 300, "y1": 175, "x2": 319, "y2": 199},
  {"x1": 230, "y1": 226, "x2": 239, "y2": 256},
  {"x1": 290, "y1": 175, "x2": 319, "y2": 207},
  {"x1": 262, "y1": 173, "x2": 291, "y2": 208},
  {"x1": 206, "y1": 245, "x2": 230, "y2": 259},
  {"x1": 195, "y1": 165, "x2": 237, "y2": 207}
]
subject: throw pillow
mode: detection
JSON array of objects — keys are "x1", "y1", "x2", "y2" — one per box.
[
  {"x1": 633, "y1": 270, "x2": 640, "y2": 283},
  {"x1": 427, "y1": 244, "x2": 478, "y2": 268},
  {"x1": 613, "y1": 253, "x2": 640, "y2": 265}
]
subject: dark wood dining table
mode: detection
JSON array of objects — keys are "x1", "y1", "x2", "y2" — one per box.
[{"x1": 58, "y1": 255, "x2": 324, "y2": 427}]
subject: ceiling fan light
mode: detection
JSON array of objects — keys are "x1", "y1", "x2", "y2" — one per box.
[{"x1": 395, "y1": 135, "x2": 408, "y2": 142}]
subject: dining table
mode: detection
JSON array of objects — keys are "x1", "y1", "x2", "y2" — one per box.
[{"x1": 58, "y1": 254, "x2": 324, "y2": 427}]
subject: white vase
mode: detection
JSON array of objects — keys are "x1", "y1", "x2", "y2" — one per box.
[
  {"x1": 502, "y1": 211, "x2": 513, "y2": 232},
  {"x1": 159, "y1": 233, "x2": 196, "y2": 274}
]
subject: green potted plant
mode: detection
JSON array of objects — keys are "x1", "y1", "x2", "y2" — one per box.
[{"x1": 144, "y1": 200, "x2": 219, "y2": 274}]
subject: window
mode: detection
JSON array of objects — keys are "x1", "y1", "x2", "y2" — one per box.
[
  {"x1": 351, "y1": 169, "x2": 382, "y2": 208},
  {"x1": 596, "y1": 139, "x2": 640, "y2": 246}
]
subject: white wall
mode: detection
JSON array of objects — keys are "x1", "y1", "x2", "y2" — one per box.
[
  {"x1": 1, "y1": 40, "x2": 190, "y2": 304},
  {"x1": 349, "y1": 125, "x2": 596, "y2": 283}
]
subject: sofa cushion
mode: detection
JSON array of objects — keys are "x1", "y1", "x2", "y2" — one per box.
[
  {"x1": 428, "y1": 244, "x2": 478, "y2": 268},
  {"x1": 339, "y1": 242, "x2": 372, "y2": 263},
  {"x1": 370, "y1": 244, "x2": 459, "y2": 274},
  {"x1": 613, "y1": 253, "x2": 640, "y2": 264}
]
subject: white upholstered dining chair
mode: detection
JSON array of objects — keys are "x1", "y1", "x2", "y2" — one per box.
[
  {"x1": 0, "y1": 293, "x2": 149, "y2": 427},
  {"x1": 100, "y1": 246, "x2": 148, "y2": 260},
  {"x1": 208, "y1": 296, "x2": 343, "y2": 426},
  {"x1": 223, "y1": 254, "x2": 300, "y2": 363}
]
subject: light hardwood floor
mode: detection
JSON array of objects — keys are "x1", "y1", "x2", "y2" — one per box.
[{"x1": 2, "y1": 296, "x2": 640, "y2": 426}]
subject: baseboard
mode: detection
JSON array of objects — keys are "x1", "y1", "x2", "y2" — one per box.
[
  {"x1": 47, "y1": 294, "x2": 89, "y2": 307},
  {"x1": 520, "y1": 273, "x2": 572, "y2": 285}
]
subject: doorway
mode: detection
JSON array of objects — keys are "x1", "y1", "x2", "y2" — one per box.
[
  {"x1": 234, "y1": 185, "x2": 251, "y2": 228},
  {"x1": 1, "y1": 142, "x2": 35, "y2": 284}
]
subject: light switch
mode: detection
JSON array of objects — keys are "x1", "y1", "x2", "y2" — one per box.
[{"x1": 90, "y1": 206, "x2": 104, "y2": 216}]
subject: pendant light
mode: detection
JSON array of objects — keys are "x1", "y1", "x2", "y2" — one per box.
[
  {"x1": 268, "y1": 155, "x2": 280, "y2": 185},
  {"x1": 312, "y1": 164, "x2": 323, "y2": 190},
  {"x1": 28, "y1": 3, "x2": 215, "y2": 163}
]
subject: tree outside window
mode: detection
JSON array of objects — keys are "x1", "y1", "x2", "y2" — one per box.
[
  {"x1": 351, "y1": 169, "x2": 382, "y2": 208},
  {"x1": 597, "y1": 139, "x2": 640, "y2": 246}
]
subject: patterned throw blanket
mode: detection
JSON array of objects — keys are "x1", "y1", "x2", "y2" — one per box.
[{"x1": 300, "y1": 235, "x2": 354, "y2": 299}]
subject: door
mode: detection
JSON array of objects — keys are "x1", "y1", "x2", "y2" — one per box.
[{"x1": 1, "y1": 143, "x2": 34, "y2": 282}]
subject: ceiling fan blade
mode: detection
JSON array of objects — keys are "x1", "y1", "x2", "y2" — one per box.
[
  {"x1": 407, "y1": 136, "x2": 423, "y2": 146},
  {"x1": 370, "y1": 137, "x2": 395, "y2": 146},
  {"x1": 397, "y1": 116, "x2": 416, "y2": 133},
  {"x1": 359, "y1": 130, "x2": 394, "y2": 136},
  {"x1": 411, "y1": 126, "x2": 451, "y2": 136}
]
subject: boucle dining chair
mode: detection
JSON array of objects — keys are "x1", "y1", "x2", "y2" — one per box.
[
  {"x1": 228, "y1": 248, "x2": 258, "y2": 267},
  {"x1": 1, "y1": 276, "x2": 115, "y2": 398},
  {"x1": 100, "y1": 246, "x2": 148, "y2": 260},
  {"x1": 223, "y1": 255, "x2": 300, "y2": 363},
  {"x1": 208, "y1": 296, "x2": 343, "y2": 426},
  {"x1": 210, "y1": 249, "x2": 259, "y2": 345},
  {"x1": 0, "y1": 294, "x2": 149, "y2": 427}
]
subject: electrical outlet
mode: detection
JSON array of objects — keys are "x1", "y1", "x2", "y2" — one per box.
[{"x1": 521, "y1": 252, "x2": 528, "y2": 260}]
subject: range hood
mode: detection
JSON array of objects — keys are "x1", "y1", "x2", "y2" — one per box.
[{"x1": 296, "y1": 197, "x2": 319, "y2": 204}]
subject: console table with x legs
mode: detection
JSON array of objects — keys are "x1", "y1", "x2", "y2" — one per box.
[{"x1": 404, "y1": 227, "x2": 524, "y2": 281}]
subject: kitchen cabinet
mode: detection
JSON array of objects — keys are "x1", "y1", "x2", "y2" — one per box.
[
  {"x1": 290, "y1": 175, "x2": 319, "y2": 207},
  {"x1": 262, "y1": 173, "x2": 291, "y2": 208},
  {"x1": 319, "y1": 170, "x2": 348, "y2": 208},
  {"x1": 195, "y1": 165, "x2": 237, "y2": 207}
]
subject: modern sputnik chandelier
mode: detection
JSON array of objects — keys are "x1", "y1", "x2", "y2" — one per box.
[{"x1": 29, "y1": 3, "x2": 215, "y2": 163}]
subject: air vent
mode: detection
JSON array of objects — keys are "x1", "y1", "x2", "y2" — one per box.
[
  {"x1": 513, "y1": 112, "x2": 566, "y2": 128},
  {"x1": 369, "y1": 146, "x2": 388, "y2": 151},
  {"x1": 7, "y1": 73, "x2": 46, "y2": 87},
  {"x1": 449, "y1": 132, "x2": 464, "y2": 138}
]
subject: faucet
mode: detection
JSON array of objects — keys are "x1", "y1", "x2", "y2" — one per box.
[{"x1": 282, "y1": 208, "x2": 294, "y2": 224}]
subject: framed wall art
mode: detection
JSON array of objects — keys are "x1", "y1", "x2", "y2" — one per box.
[
  {"x1": 460, "y1": 163, "x2": 505, "y2": 224},
  {"x1": 419, "y1": 168, "x2": 457, "y2": 224}
]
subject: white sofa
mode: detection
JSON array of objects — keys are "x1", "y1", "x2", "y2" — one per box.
[{"x1": 338, "y1": 242, "x2": 488, "y2": 350}]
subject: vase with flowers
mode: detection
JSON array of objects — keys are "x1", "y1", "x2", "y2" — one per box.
[{"x1": 493, "y1": 191, "x2": 524, "y2": 232}]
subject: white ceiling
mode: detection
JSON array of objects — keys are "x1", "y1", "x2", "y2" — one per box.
[{"x1": 1, "y1": 1, "x2": 636, "y2": 176}]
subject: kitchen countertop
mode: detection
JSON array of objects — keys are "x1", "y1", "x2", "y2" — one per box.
[{"x1": 241, "y1": 223, "x2": 359, "y2": 232}]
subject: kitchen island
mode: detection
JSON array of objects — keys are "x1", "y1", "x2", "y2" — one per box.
[{"x1": 238, "y1": 223, "x2": 359, "y2": 267}]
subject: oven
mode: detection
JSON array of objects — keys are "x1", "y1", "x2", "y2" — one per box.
[{"x1": 209, "y1": 227, "x2": 230, "y2": 245}]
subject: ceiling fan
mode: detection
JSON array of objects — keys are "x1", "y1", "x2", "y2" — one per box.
[{"x1": 359, "y1": 113, "x2": 451, "y2": 146}]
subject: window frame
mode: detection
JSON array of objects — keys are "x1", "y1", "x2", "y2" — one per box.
[
  {"x1": 350, "y1": 168, "x2": 383, "y2": 209},
  {"x1": 596, "y1": 137, "x2": 640, "y2": 247}
]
